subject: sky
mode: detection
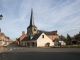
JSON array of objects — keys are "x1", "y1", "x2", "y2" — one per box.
[{"x1": 0, "y1": 0, "x2": 80, "y2": 40}]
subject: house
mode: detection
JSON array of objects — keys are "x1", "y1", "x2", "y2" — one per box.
[
  {"x1": 54, "y1": 38, "x2": 66, "y2": 46},
  {"x1": 19, "y1": 32, "x2": 54, "y2": 47},
  {"x1": 53, "y1": 35, "x2": 66, "y2": 46},
  {"x1": 0, "y1": 28, "x2": 10, "y2": 46},
  {"x1": 17, "y1": 31, "x2": 27, "y2": 45},
  {"x1": 17, "y1": 8, "x2": 59, "y2": 47}
]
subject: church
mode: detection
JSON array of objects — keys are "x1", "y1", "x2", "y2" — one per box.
[{"x1": 17, "y1": 9, "x2": 59, "y2": 47}]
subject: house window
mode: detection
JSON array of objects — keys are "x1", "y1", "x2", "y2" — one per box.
[
  {"x1": 34, "y1": 28, "x2": 36, "y2": 31},
  {"x1": 42, "y1": 35, "x2": 44, "y2": 38}
]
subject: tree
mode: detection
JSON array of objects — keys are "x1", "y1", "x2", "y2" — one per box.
[
  {"x1": 67, "y1": 34, "x2": 72, "y2": 45},
  {"x1": 60, "y1": 35, "x2": 66, "y2": 47},
  {"x1": 60, "y1": 35, "x2": 66, "y2": 41},
  {"x1": 74, "y1": 33, "x2": 80, "y2": 46}
]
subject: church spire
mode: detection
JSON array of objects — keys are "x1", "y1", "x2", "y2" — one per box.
[
  {"x1": 27, "y1": 8, "x2": 38, "y2": 35},
  {"x1": 30, "y1": 8, "x2": 35, "y2": 26}
]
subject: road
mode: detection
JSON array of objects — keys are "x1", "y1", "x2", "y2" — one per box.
[{"x1": 0, "y1": 44, "x2": 80, "y2": 60}]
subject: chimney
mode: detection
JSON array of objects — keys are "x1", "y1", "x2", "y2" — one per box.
[{"x1": 22, "y1": 31, "x2": 25, "y2": 35}]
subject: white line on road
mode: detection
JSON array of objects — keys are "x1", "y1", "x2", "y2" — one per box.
[
  {"x1": 9, "y1": 48, "x2": 12, "y2": 51},
  {"x1": 13, "y1": 48, "x2": 15, "y2": 49},
  {"x1": 2, "y1": 54, "x2": 6, "y2": 57}
]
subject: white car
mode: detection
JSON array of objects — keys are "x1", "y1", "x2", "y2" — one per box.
[{"x1": 3, "y1": 44, "x2": 7, "y2": 47}]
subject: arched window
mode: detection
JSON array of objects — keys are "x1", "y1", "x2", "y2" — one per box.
[{"x1": 34, "y1": 28, "x2": 36, "y2": 31}]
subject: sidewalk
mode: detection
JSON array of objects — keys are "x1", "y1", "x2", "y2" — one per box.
[
  {"x1": 0, "y1": 57, "x2": 7, "y2": 60},
  {"x1": 0, "y1": 47, "x2": 5, "y2": 53}
]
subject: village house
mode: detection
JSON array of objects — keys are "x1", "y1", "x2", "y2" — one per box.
[
  {"x1": 17, "y1": 9, "x2": 65, "y2": 47},
  {"x1": 0, "y1": 28, "x2": 10, "y2": 46}
]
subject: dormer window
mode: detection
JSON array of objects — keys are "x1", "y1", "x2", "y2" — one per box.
[{"x1": 42, "y1": 35, "x2": 44, "y2": 38}]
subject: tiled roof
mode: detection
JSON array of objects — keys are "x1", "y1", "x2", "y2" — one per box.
[
  {"x1": 19, "y1": 30, "x2": 58, "y2": 42},
  {"x1": 38, "y1": 30, "x2": 58, "y2": 35}
]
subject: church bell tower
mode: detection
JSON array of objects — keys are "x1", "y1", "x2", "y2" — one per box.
[{"x1": 27, "y1": 8, "x2": 38, "y2": 36}]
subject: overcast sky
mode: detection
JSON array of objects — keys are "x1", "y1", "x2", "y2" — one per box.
[{"x1": 0, "y1": 0, "x2": 80, "y2": 40}]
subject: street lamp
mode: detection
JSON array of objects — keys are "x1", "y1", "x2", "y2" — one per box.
[
  {"x1": 29, "y1": 33, "x2": 33, "y2": 47},
  {"x1": 0, "y1": 14, "x2": 3, "y2": 20}
]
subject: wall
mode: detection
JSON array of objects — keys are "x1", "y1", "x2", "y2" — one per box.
[
  {"x1": 61, "y1": 41, "x2": 66, "y2": 45},
  {"x1": 0, "y1": 36, "x2": 5, "y2": 46},
  {"x1": 37, "y1": 33, "x2": 54, "y2": 47}
]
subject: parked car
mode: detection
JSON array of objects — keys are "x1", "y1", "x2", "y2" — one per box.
[{"x1": 3, "y1": 44, "x2": 7, "y2": 47}]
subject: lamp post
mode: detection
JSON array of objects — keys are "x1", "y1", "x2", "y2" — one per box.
[
  {"x1": 29, "y1": 33, "x2": 33, "y2": 47},
  {"x1": 0, "y1": 14, "x2": 3, "y2": 20},
  {"x1": 29, "y1": 35, "x2": 31, "y2": 47}
]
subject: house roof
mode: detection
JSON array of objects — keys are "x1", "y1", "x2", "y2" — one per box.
[
  {"x1": 19, "y1": 30, "x2": 59, "y2": 42},
  {"x1": 38, "y1": 30, "x2": 58, "y2": 35},
  {"x1": 53, "y1": 38, "x2": 60, "y2": 42},
  {"x1": 22, "y1": 32, "x2": 42, "y2": 41},
  {"x1": 31, "y1": 32, "x2": 42, "y2": 40}
]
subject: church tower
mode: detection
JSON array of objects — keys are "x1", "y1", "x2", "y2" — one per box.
[{"x1": 27, "y1": 8, "x2": 38, "y2": 36}]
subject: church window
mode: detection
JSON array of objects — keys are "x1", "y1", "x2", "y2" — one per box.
[
  {"x1": 34, "y1": 28, "x2": 36, "y2": 31},
  {"x1": 42, "y1": 35, "x2": 44, "y2": 38}
]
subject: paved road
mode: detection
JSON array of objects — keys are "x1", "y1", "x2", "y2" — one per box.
[{"x1": 0, "y1": 45, "x2": 80, "y2": 60}]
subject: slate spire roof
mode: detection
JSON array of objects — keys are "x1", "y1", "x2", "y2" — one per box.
[
  {"x1": 28, "y1": 8, "x2": 37, "y2": 28},
  {"x1": 30, "y1": 8, "x2": 34, "y2": 26}
]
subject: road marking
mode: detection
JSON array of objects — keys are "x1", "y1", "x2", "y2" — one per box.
[
  {"x1": 13, "y1": 48, "x2": 15, "y2": 49},
  {"x1": 2, "y1": 54, "x2": 6, "y2": 57},
  {"x1": 9, "y1": 48, "x2": 12, "y2": 51}
]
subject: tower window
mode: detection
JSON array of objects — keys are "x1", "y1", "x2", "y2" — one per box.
[{"x1": 42, "y1": 35, "x2": 44, "y2": 38}]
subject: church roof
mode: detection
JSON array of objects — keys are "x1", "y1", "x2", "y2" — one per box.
[
  {"x1": 21, "y1": 32, "x2": 42, "y2": 41},
  {"x1": 30, "y1": 8, "x2": 34, "y2": 26},
  {"x1": 27, "y1": 8, "x2": 37, "y2": 28},
  {"x1": 31, "y1": 32, "x2": 42, "y2": 40},
  {"x1": 27, "y1": 25, "x2": 37, "y2": 28}
]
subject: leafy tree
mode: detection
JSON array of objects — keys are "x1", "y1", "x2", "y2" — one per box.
[
  {"x1": 74, "y1": 32, "x2": 80, "y2": 46},
  {"x1": 67, "y1": 34, "x2": 72, "y2": 45},
  {"x1": 60, "y1": 35, "x2": 66, "y2": 41},
  {"x1": 59, "y1": 35, "x2": 66, "y2": 47}
]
